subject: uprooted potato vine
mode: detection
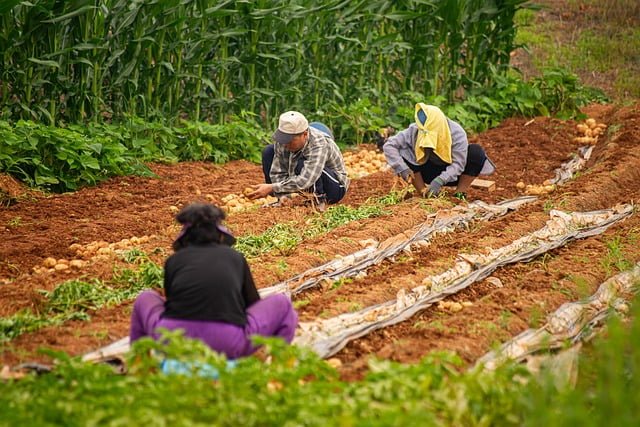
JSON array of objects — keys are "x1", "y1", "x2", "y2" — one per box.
[
  {"x1": 235, "y1": 196, "x2": 403, "y2": 258},
  {"x1": 0, "y1": 260, "x2": 163, "y2": 343}
]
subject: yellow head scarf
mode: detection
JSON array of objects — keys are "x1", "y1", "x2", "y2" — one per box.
[{"x1": 414, "y1": 103, "x2": 452, "y2": 164}]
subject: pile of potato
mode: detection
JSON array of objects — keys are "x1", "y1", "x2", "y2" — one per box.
[
  {"x1": 34, "y1": 257, "x2": 86, "y2": 275},
  {"x1": 71, "y1": 236, "x2": 151, "y2": 259},
  {"x1": 437, "y1": 300, "x2": 473, "y2": 313},
  {"x1": 574, "y1": 118, "x2": 607, "y2": 145},
  {"x1": 33, "y1": 235, "x2": 153, "y2": 275},
  {"x1": 221, "y1": 188, "x2": 278, "y2": 214},
  {"x1": 343, "y1": 149, "x2": 389, "y2": 179},
  {"x1": 516, "y1": 180, "x2": 556, "y2": 196}
]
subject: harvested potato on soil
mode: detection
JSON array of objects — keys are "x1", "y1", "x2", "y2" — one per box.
[
  {"x1": 343, "y1": 148, "x2": 390, "y2": 179},
  {"x1": 574, "y1": 117, "x2": 607, "y2": 145}
]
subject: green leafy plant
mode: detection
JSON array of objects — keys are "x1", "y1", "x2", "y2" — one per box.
[{"x1": 600, "y1": 236, "x2": 633, "y2": 276}]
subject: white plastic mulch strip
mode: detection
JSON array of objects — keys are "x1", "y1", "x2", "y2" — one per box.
[
  {"x1": 475, "y1": 261, "x2": 640, "y2": 371},
  {"x1": 550, "y1": 145, "x2": 594, "y2": 185},
  {"x1": 81, "y1": 197, "x2": 535, "y2": 364},
  {"x1": 294, "y1": 205, "x2": 633, "y2": 359},
  {"x1": 82, "y1": 336, "x2": 129, "y2": 363},
  {"x1": 259, "y1": 196, "x2": 537, "y2": 298}
]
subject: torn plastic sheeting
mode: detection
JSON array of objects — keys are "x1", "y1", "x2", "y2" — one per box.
[
  {"x1": 476, "y1": 261, "x2": 640, "y2": 371},
  {"x1": 82, "y1": 336, "x2": 129, "y2": 363},
  {"x1": 260, "y1": 196, "x2": 537, "y2": 298},
  {"x1": 295, "y1": 205, "x2": 633, "y2": 359},
  {"x1": 550, "y1": 145, "x2": 594, "y2": 185}
]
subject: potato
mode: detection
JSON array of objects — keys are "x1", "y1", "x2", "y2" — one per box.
[
  {"x1": 97, "y1": 247, "x2": 113, "y2": 255},
  {"x1": 449, "y1": 302, "x2": 463, "y2": 312},
  {"x1": 43, "y1": 257, "x2": 57, "y2": 268},
  {"x1": 326, "y1": 358, "x2": 342, "y2": 368},
  {"x1": 574, "y1": 136, "x2": 596, "y2": 145},
  {"x1": 69, "y1": 259, "x2": 85, "y2": 268}
]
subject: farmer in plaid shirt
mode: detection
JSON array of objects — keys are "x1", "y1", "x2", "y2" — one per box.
[{"x1": 249, "y1": 111, "x2": 350, "y2": 207}]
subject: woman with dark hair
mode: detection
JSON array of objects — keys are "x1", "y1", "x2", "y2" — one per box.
[{"x1": 129, "y1": 203, "x2": 298, "y2": 359}]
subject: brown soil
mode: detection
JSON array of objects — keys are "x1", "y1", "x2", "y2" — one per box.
[{"x1": 2, "y1": 101, "x2": 639, "y2": 381}]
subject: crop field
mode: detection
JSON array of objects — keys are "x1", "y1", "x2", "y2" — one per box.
[
  {"x1": 1, "y1": 102, "x2": 639, "y2": 382},
  {"x1": 1, "y1": 0, "x2": 640, "y2": 423}
]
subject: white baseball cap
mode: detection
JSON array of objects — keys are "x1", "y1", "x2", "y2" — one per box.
[{"x1": 273, "y1": 111, "x2": 309, "y2": 144}]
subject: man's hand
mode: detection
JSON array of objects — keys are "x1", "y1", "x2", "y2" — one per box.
[{"x1": 247, "y1": 183, "x2": 274, "y2": 200}]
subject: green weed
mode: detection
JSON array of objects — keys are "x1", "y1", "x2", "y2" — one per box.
[
  {"x1": 293, "y1": 299, "x2": 310, "y2": 310},
  {"x1": 6, "y1": 216, "x2": 22, "y2": 227},
  {"x1": 236, "y1": 204, "x2": 390, "y2": 259},
  {"x1": 567, "y1": 274, "x2": 593, "y2": 299},
  {"x1": 528, "y1": 303, "x2": 546, "y2": 328},
  {"x1": 601, "y1": 236, "x2": 634, "y2": 276}
]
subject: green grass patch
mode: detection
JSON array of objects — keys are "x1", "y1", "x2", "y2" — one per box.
[
  {"x1": 514, "y1": 2, "x2": 640, "y2": 100},
  {"x1": 0, "y1": 334, "x2": 531, "y2": 426}
]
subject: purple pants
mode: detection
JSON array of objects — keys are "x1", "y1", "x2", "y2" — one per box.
[{"x1": 129, "y1": 291, "x2": 298, "y2": 359}]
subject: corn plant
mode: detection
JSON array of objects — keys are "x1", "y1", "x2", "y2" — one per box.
[{"x1": 1, "y1": 0, "x2": 531, "y2": 125}]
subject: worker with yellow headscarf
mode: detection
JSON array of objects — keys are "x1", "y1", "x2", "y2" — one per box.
[{"x1": 382, "y1": 103, "x2": 495, "y2": 200}]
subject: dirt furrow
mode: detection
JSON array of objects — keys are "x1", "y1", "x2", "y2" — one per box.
[{"x1": 1, "y1": 103, "x2": 638, "y2": 377}]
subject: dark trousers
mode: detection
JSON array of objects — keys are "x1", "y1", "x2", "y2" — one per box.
[
  {"x1": 406, "y1": 143, "x2": 487, "y2": 186},
  {"x1": 262, "y1": 144, "x2": 346, "y2": 204}
]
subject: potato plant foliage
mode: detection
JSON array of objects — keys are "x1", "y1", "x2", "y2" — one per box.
[{"x1": 3, "y1": 304, "x2": 640, "y2": 426}]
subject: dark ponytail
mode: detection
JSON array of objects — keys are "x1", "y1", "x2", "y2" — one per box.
[{"x1": 172, "y1": 203, "x2": 236, "y2": 251}]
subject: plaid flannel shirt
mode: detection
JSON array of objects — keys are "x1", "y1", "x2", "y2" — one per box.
[{"x1": 270, "y1": 127, "x2": 349, "y2": 195}]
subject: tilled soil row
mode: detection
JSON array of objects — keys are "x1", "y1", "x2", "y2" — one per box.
[{"x1": 1, "y1": 104, "x2": 639, "y2": 378}]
